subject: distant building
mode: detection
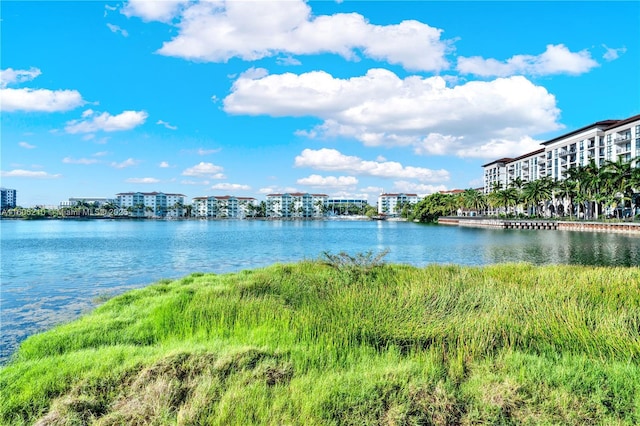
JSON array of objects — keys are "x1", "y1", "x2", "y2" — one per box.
[
  {"x1": 266, "y1": 193, "x2": 328, "y2": 218},
  {"x1": 325, "y1": 198, "x2": 369, "y2": 215},
  {"x1": 192, "y1": 195, "x2": 258, "y2": 218},
  {"x1": 377, "y1": 193, "x2": 419, "y2": 216},
  {"x1": 59, "y1": 197, "x2": 116, "y2": 208},
  {"x1": 1, "y1": 188, "x2": 17, "y2": 210},
  {"x1": 116, "y1": 192, "x2": 186, "y2": 217}
]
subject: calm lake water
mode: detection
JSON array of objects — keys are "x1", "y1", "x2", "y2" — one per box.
[{"x1": 1, "y1": 218, "x2": 639, "y2": 363}]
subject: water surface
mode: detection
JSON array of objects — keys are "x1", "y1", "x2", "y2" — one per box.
[{"x1": 1, "y1": 219, "x2": 638, "y2": 363}]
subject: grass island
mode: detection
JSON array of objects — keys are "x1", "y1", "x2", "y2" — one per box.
[{"x1": 1, "y1": 259, "x2": 639, "y2": 425}]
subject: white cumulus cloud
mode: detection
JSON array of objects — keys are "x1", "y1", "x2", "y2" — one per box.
[
  {"x1": 125, "y1": 177, "x2": 160, "y2": 184},
  {"x1": 1, "y1": 88, "x2": 84, "y2": 112},
  {"x1": 0, "y1": 67, "x2": 84, "y2": 112},
  {"x1": 226, "y1": 68, "x2": 560, "y2": 159},
  {"x1": 258, "y1": 186, "x2": 299, "y2": 195},
  {"x1": 1, "y1": 169, "x2": 61, "y2": 179},
  {"x1": 182, "y1": 162, "x2": 226, "y2": 179},
  {"x1": 63, "y1": 157, "x2": 99, "y2": 165},
  {"x1": 122, "y1": 0, "x2": 189, "y2": 22},
  {"x1": 295, "y1": 148, "x2": 449, "y2": 182},
  {"x1": 297, "y1": 174, "x2": 358, "y2": 189},
  {"x1": 125, "y1": 0, "x2": 450, "y2": 71},
  {"x1": 210, "y1": 182, "x2": 251, "y2": 191},
  {"x1": 391, "y1": 181, "x2": 447, "y2": 196},
  {"x1": 0, "y1": 67, "x2": 42, "y2": 88},
  {"x1": 457, "y1": 44, "x2": 598, "y2": 77},
  {"x1": 111, "y1": 158, "x2": 140, "y2": 169},
  {"x1": 19, "y1": 142, "x2": 36, "y2": 149},
  {"x1": 65, "y1": 110, "x2": 148, "y2": 134}
]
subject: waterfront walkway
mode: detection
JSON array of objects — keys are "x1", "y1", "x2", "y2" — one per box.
[{"x1": 438, "y1": 216, "x2": 640, "y2": 234}]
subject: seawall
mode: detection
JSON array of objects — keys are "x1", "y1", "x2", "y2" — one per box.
[{"x1": 438, "y1": 217, "x2": 640, "y2": 234}]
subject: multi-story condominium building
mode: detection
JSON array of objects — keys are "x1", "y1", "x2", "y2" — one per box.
[
  {"x1": 116, "y1": 192, "x2": 186, "y2": 217},
  {"x1": 1, "y1": 188, "x2": 17, "y2": 210},
  {"x1": 483, "y1": 149, "x2": 547, "y2": 194},
  {"x1": 266, "y1": 193, "x2": 328, "y2": 218},
  {"x1": 377, "y1": 193, "x2": 419, "y2": 216},
  {"x1": 482, "y1": 158, "x2": 511, "y2": 193},
  {"x1": 325, "y1": 198, "x2": 369, "y2": 215},
  {"x1": 192, "y1": 196, "x2": 258, "y2": 218},
  {"x1": 483, "y1": 114, "x2": 640, "y2": 193},
  {"x1": 59, "y1": 197, "x2": 116, "y2": 208}
]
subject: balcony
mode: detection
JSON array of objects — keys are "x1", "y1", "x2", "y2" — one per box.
[
  {"x1": 613, "y1": 135, "x2": 632, "y2": 145},
  {"x1": 617, "y1": 146, "x2": 631, "y2": 154}
]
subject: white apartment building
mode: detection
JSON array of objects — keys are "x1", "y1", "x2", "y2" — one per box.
[
  {"x1": 377, "y1": 193, "x2": 419, "y2": 216},
  {"x1": 483, "y1": 115, "x2": 640, "y2": 192},
  {"x1": 192, "y1": 196, "x2": 258, "y2": 218},
  {"x1": 266, "y1": 193, "x2": 328, "y2": 218},
  {"x1": 116, "y1": 192, "x2": 186, "y2": 217},
  {"x1": 482, "y1": 158, "x2": 513, "y2": 194}
]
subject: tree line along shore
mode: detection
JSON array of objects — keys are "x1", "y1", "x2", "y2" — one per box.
[{"x1": 1, "y1": 257, "x2": 638, "y2": 425}]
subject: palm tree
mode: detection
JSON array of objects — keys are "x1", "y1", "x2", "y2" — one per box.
[
  {"x1": 462, "y1": 188, "x2": 486, "y2": 216},
  {"x1": 602, "y1": 156, "x2": 637, "y2": 218},
  {"x1": 489, "y1": 188, "x2": 518, "y2": 216},
  {"x1": 509, "y1": 177, "x2": 524, "y2": 191},
  {"x1": 554, "y1": 178, "x2": 577, "y2": 219},
  {"x1": 132, "y1": 203, "x2": 145, "y2": 217},
  {"x1": 172, "y1": 201, "x2": 184, "y2": 218},
  {"x1": 583, "y1": 159, "x2": 608, "y2": 220},
  {"x1": 509, "y1": 177, "x2": 525, "y2": 215},
  {"x1": 314, "y1": 200, "x2": 327, "y2": 217},
  {"x1": 523, "y1": 177, "x2": 553, "y2": 217},
  {"x1": 102, "y1": 201, "x2": 118, "y2": 216},
  {"x1": 564, "y1": 165, "x2": 590, "y2": 219},
  {"x1": 257, "y1": 201, "x2": 267, "y2": 218},
  {"x1": 630, "y1": 166, "x2": 640, "y2": 218},
  {"x1": 442, "y1": 194, "x2": 462, "y2": 216}
]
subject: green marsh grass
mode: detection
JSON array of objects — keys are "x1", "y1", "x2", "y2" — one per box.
[{"x1": 1, "y1": 262, "x2": 639, "y2": 424}]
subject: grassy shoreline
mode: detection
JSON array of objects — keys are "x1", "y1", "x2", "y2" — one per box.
[{"x1": 1, "y1": 262, "x2": 639, "y2": 425}]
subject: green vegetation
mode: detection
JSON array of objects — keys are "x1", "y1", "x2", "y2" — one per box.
[
  {"x1": 1, "y1": 261, "x2": 639, "y2": 425},
  {"x1": 409, "y1": 158, "x2": 640, "y2": 222}
]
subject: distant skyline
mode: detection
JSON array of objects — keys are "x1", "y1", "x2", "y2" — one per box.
[{"x1": 2, "y1": 1, "x2": 639, "y2": 206}]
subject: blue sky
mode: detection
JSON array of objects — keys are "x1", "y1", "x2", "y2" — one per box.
[{"x1": 2, "y1": 1, "x2": 639, "y2": 207}]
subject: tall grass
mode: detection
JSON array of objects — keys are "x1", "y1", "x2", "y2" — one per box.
[{"x1": 1, "y1": 262, "x2": 639, "y2": 425}]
